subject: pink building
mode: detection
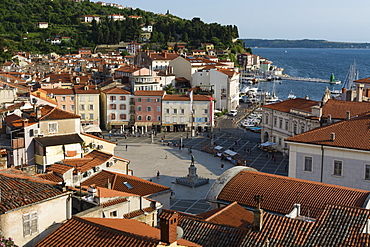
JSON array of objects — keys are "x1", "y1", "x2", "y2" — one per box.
[{"x1": 134, "y1": 90, "x2": 165, "y2": 133}]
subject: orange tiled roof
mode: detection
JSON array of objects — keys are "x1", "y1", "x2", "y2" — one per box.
[
  {"x1": 47, "y1": 163, "x2": 74, "y2": 174},
  {"x1": 321, "y1": 99, "x2": 370, "y2": 119},
  {"x1": 198, "y1": 202, "x2": 253, "y2": 228},
  {"x1": 134, "y1": 90, "x2": 165, "y2": 96},
  {"x1": 62, "y1": 150, "x2": 113, "y2": 173},
  {"x1": 81, "y1": 170, "x2": 170, "y2": 196},
  {"x1": 101, "y1": 197, "x2": 128, "y2": 208},
  {"x1": 262, "y1": 98, "x2": 319, "y2": 113},
  {"x1": 35, "y1": 217, "x2": 160, "y2": 247},
  {"x1": 286, "y1": 112, "x2": 370, "y2": 150},
  {"x1": 217, "y1": 170, "x2": 370, "y2": 219},
  {"x1": 43, "y1": 88, "x2": 74, "y2": 95},
  {"x1": 36, "y1": 172, "x2": 64, "y2": 183},
  {"x1": 73, "y1": 85, "x2": 99, "y2": 94},
  {"x1": 102, "y1": 87, "x2": 131, "y2": 94},
  {"x1": 0, "y1": 169, "x2": 65, "y2": 213},
  {"x1": 354, "y1": 77, "x2": 370, "y2": 84},
  {"x1": 30, "y1": 105, "x2": 80, "y2": 120},
  {"x1": 122, "y1": 207, "x2": 155, "y2": 219}
]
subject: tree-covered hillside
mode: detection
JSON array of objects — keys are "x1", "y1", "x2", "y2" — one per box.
[{"x1": 0, "y1": 0, "x2": 239, "y2": 59}]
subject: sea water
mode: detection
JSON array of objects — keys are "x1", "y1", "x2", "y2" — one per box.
[{"x1": 252, "y1": 48, "x2": 370, "y2": 101}]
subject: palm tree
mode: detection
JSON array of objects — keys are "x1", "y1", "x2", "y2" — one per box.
[{"x1": 163, "y1": 84, "x2": 176, "y2": 94}]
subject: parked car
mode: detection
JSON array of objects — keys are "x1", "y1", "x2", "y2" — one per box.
[{"x1": 229, "y1": 110, "x2": 238, "y2": 116}]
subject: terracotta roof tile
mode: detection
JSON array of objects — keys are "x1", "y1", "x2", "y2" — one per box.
[
  {"x1": 63, "y1": 150, "x2": 113, "y2": 173},
  {"x1": 0, "y1": 169, "x2": 65, "y2": 213},
  {"x1": 123, "y1": 207, "x2": 155, "y2": 219},
  {"x1": 217, "y1": 170, "x2": 370, "y2": 219},
  {"x1": 101, "y1": 197, "x2": 128, "y2": 208},
  {"x1": 262, "y1": 98, "x2": 319, "y2": 113},
  {"x1": 81, "y1": 170, "x2": 170, "y2": 196},
  {"x1": 102, "y1": 87, "x2": 131, "y2": 94},
  {"x1": 47, "y1": 163, "x2": 74, "y2": 174},
  {"x1": 36, "y1": 217, "x2": 160, "y2": 247},
  {"x1": 36, "y1": 171, "x2": 64, "y2": 183},
  {"x1": 322, "y1": 99, "x2": 370, "y2": 119},
  {"x1": 30, "y1": 105, "x2": 80, "y2": 120},
  {"x1": 354, "y1": 77, "x2": 370, "y2": 84},
  {"x1": 286, "y1": 112, "x2": 370, "y2": 150},
  {"x1": 134, "y1": 90, "x2": 165, "y2": 96}
]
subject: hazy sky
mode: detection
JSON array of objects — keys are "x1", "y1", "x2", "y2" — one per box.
[{"x1": 105, "y1": 0, "x2": 370, "y2": 43}]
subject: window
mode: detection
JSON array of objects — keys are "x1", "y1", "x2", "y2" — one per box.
[
  {"x1": 111, "y1": 113, "x2": 116, "y2": 120},
  {"x1": 180, "y1": 109, "x2": 185, "y2": 114},
  {"x1": 89, "y1": 96, "x2": 93, "y2": 102},
  {"x1": 204, "y1": 109, "x2": 208, "y2": 114},
  {"x1": 333, "y1": 160, "x2": 343, "y2": 176},
  {"x1": 157, "y1": 116, "x2": 161, "y2": 121},
  {"x1": 279, "y1": 118, "x2": 283, "y2": 128},
  {"x1": 120, "y1": 114, "x2": 127, "y2": 120},
  {"x1": 110, "y1": 104, "x2": 116, "y2": 110},
  {"x1": 147, "y1": 115, "x2": 152, "y2": 121},
  {"x1": 273, "y1": 117, "x2": 277, "y2": 127},
  {"x1": 156, "y1": 98, "x2": 160, "y2": 103},
  {"x1": 285, "y1": 121, "x2": 289, "y2": 130},
  {"x1": 265, "y1": 115, "x2": 269, "y2": 125},
  {"x1": 110, "y1": 211, "x2": 118, "y2": 217},
  {"x1": 81, "y1": 113, "x2": 85, "y2": 119},
  {"x1": 304, "y1": 157, "x2": 313, "y2": 172},
  {"x1": 365, "y1": 165, "x2": 370, "y2": 180},
  {"x1": 137, "y1": 106, "x2": 142, "y2": 111},
  {"x1": 147, "y1": 106, "x2": 152, "y2": 111},
  {"x1": 301, "y1": 125, "x2": 305, "y2": 133},
  {"x1": 173, "y1": 117, "x2": 177, "y2": 122},
  {"x1": 138, "y1": 115, "x2": 142, "y2": 120},
  {"x1": 62, "y1": 105, "x2": 66, "y2": 111},
  {"x1": 180, "y1": 117, "x2": 185, "y2": 123},
  {"x1": 48, "y1": 122, "x2": 58, "y2": 133},
  {"x1": 23, "y1": 212, "x2": 38, "y2": 237},
  {"x1": 278, "y1": 138, "x2": 282, "y2": 146},
  {"x1": 146, "y1": 98, "x2": 151, "y2": 102},
  {"x1": 120, "y1": 96, "x2": 126, "y2": 100},
  {"x1": 110, "y1": 96, "x2": 116, "y2": 101},
  {"x1": 165, "y1": 116, "x2": 170, "y2": 122},
  {"x1": 70, "y1": 96, "x2": 75, "y2": 101},
  {"x1": 137, "y1": 98, "x2": 142, "y2": 102},
  {"x1": 173, "y1": 109, "x2": 177, "y2": 114},
  {"x1": 80, "y1": 96, "x2": 85, "y2": 101},
  {"x1": 29, "y1": 129, "x2": 34, "y2": 137},
  {"x1": 157, "y1": 106, "x2": 161, "y2": 112},
  {"x1": 89, "y1": 113, "x2": 94, "y2": 119},
  {"x1": 165, "y1": 109, "x2": 169, "y2": 114},
  {"x1": 120, "y1": 104, "x2": 126, "y2": 110},
  {"x1": 293, "y1": 123, "x2": 297, "y2": 134},
  {"x1": 71, "y1": 105, "x2": 75, "y2": 111},
  {"x1": 80, "y1": 105, "x2": 85, "y2": 110},
  {"x1": 89, "y1": 105, "x2": 94, "y2": 110},
  {"x1": 273, "y1": 136, "x2": 276, "y2": 143},
  {"x1": 61, "y1": 96, "x2": 66, "y2": 101}
]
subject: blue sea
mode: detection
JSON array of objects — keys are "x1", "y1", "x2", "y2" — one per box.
[{"x1": 252, "y1": 48, "x2": 370, "y2": 101}]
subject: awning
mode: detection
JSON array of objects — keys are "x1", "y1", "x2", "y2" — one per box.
[
  {"x1": 224, "y1": 149, "x2": 237, "y2": 156},
  {"x1": 214, "y1": 146, "x2": 223, "y2": 151},
  {"x1": 34, "y1": 134, "x2": 84, "y2": 147},
  {"x1": 83, "y1": 125, "x2": 102, "y2": 133},
  {"x1": 261, "y1": 141, "x2": 276, "y2": 147}
]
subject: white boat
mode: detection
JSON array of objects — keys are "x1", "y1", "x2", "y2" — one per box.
[{"x1": 288, "y1": 90, "x2": 296, "y2": 99}]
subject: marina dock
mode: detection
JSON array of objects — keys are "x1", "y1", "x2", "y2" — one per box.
[{"x1": 281, "y1": 76, "x2": 341, "y2": 84}]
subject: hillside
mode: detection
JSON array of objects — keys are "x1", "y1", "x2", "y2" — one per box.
[
  {"x1": 242, "y1": 39, "x2": 370, "y2": 49},
  {"x1": 0, "y1": 0, "x2": 239, "y2": 59}
]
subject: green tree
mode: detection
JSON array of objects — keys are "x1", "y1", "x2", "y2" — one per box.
[{"x1": 163, "y1": 84, "x2": 176, "y2": 95}]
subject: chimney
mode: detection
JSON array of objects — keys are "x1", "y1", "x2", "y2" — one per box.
[
  {"x1": 356, "y1": 83, "x2": 364, "y2": 102},
  {"x1": 22, "y1": 118, "x2": 29, "y2": 128},
  {"x1": 253, "y1": 195, "x2": 264, "y2": 232},
  {"x1": 305, "y1": 95, "x2": 309, "y2": 100},
  {"x1": 294, "y1": 203, "x2": 301, "y2": 217},
  {"x1": 311, "y1": 105, "x2": 322, "y2": 118},
  {"x1": 88, "y1": 184, "x2": 97, "y2": 196},
  {"x1": 160, "y1": 211, "x2": 179, "y2": 244},
  {"x1": 327, "y1": 114, "x2": 331, "y2": 124},
  {"x1": 342, "y1": 87, "x2": 347, "y2": 93},
  {"x1": 346, "y1": 111, "x2": 350, "y2": 120},
  {"x1": 36, "y1": 106, "x2": 42, "y2": 119},
  {"x1": 106, "y1": 178, "x2": 111, "y2": 189},
  {"x1": 330, "y1": 132, "x2": 335, "y2": 141}
]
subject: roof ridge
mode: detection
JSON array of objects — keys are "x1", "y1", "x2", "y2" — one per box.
[{"x1": 205, "y1": 201, "x2": 238, "y2": 221}]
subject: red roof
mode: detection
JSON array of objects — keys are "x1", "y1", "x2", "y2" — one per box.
[
  {"x1": 81, "y1": 170, "x2": 170, "y2": 196},
  {"x1": 102, "y1": 87, "x2": 131, "y2": 94},
  {"x1": 163, "y1": 94, "x2": 211, "y2": 101},
  {"x1": 134, "y1": 90, "x2": 165, "y2": 96},
  {"x1": 262, "y1": 98, "x2": 319, "y2": 113},
  {"x1": 62, "y1": 150, "x2": 113, "y2": 173},
  {"x1": 217, "y1": 170, "x2": 370, "y2": 219}
]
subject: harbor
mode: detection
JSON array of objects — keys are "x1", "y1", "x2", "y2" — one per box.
[{"x1": 280, "y1": 76, "x2": 341, "y2": 84}]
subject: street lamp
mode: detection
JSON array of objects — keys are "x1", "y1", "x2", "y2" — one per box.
[{"x1": 180, "y1": 135, "x2": 183, "y2": 149}]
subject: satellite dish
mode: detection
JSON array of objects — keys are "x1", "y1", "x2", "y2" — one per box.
[{"x1": 176, "y1": 226, "x2": 183, "y2": 240}]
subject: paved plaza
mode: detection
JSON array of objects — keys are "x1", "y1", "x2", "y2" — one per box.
[{"x1": 110, "y1": 113, "x2": 289, "y2": 215}]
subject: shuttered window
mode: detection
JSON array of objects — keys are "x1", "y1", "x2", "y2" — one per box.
[{"x1": 23, "y1": 212, "x2": 38, "y2": 237}]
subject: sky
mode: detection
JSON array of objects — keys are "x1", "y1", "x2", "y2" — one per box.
[{"x1": 101, "y1": 0, "x2": 370, "y2": 43}]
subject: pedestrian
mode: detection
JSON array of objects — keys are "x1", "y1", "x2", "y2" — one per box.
[
  {"x1": 186, "y1": 133, "x2": 189, "y2": 139},
  {"x1": 244, "y1": 160, "x2": 247, "y2": 166},
  {"x1": 273, "y1": 156, "x2": 277, "y2": 163},
  {"x1": 165, "y1": 154, "x2": 168, "y2": 159},
  {"x1": 126, "y1": 144, "x2": 128, "y2": 151},
  {"x1": 191, "y1": 154, "x2": 195, "y2": 165},
  {"x1": 266, "y1": 153, "x2": 269, "y2": 159},
  {"x1": 221, "y1": 163, "x2": 224, "y2": 170},
  {"x1": 116, "y1": 139, "x2": 118, "y2": 143},
  {"x1": 157, "y1": 171, "x2": 160, "y2": 179}
]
